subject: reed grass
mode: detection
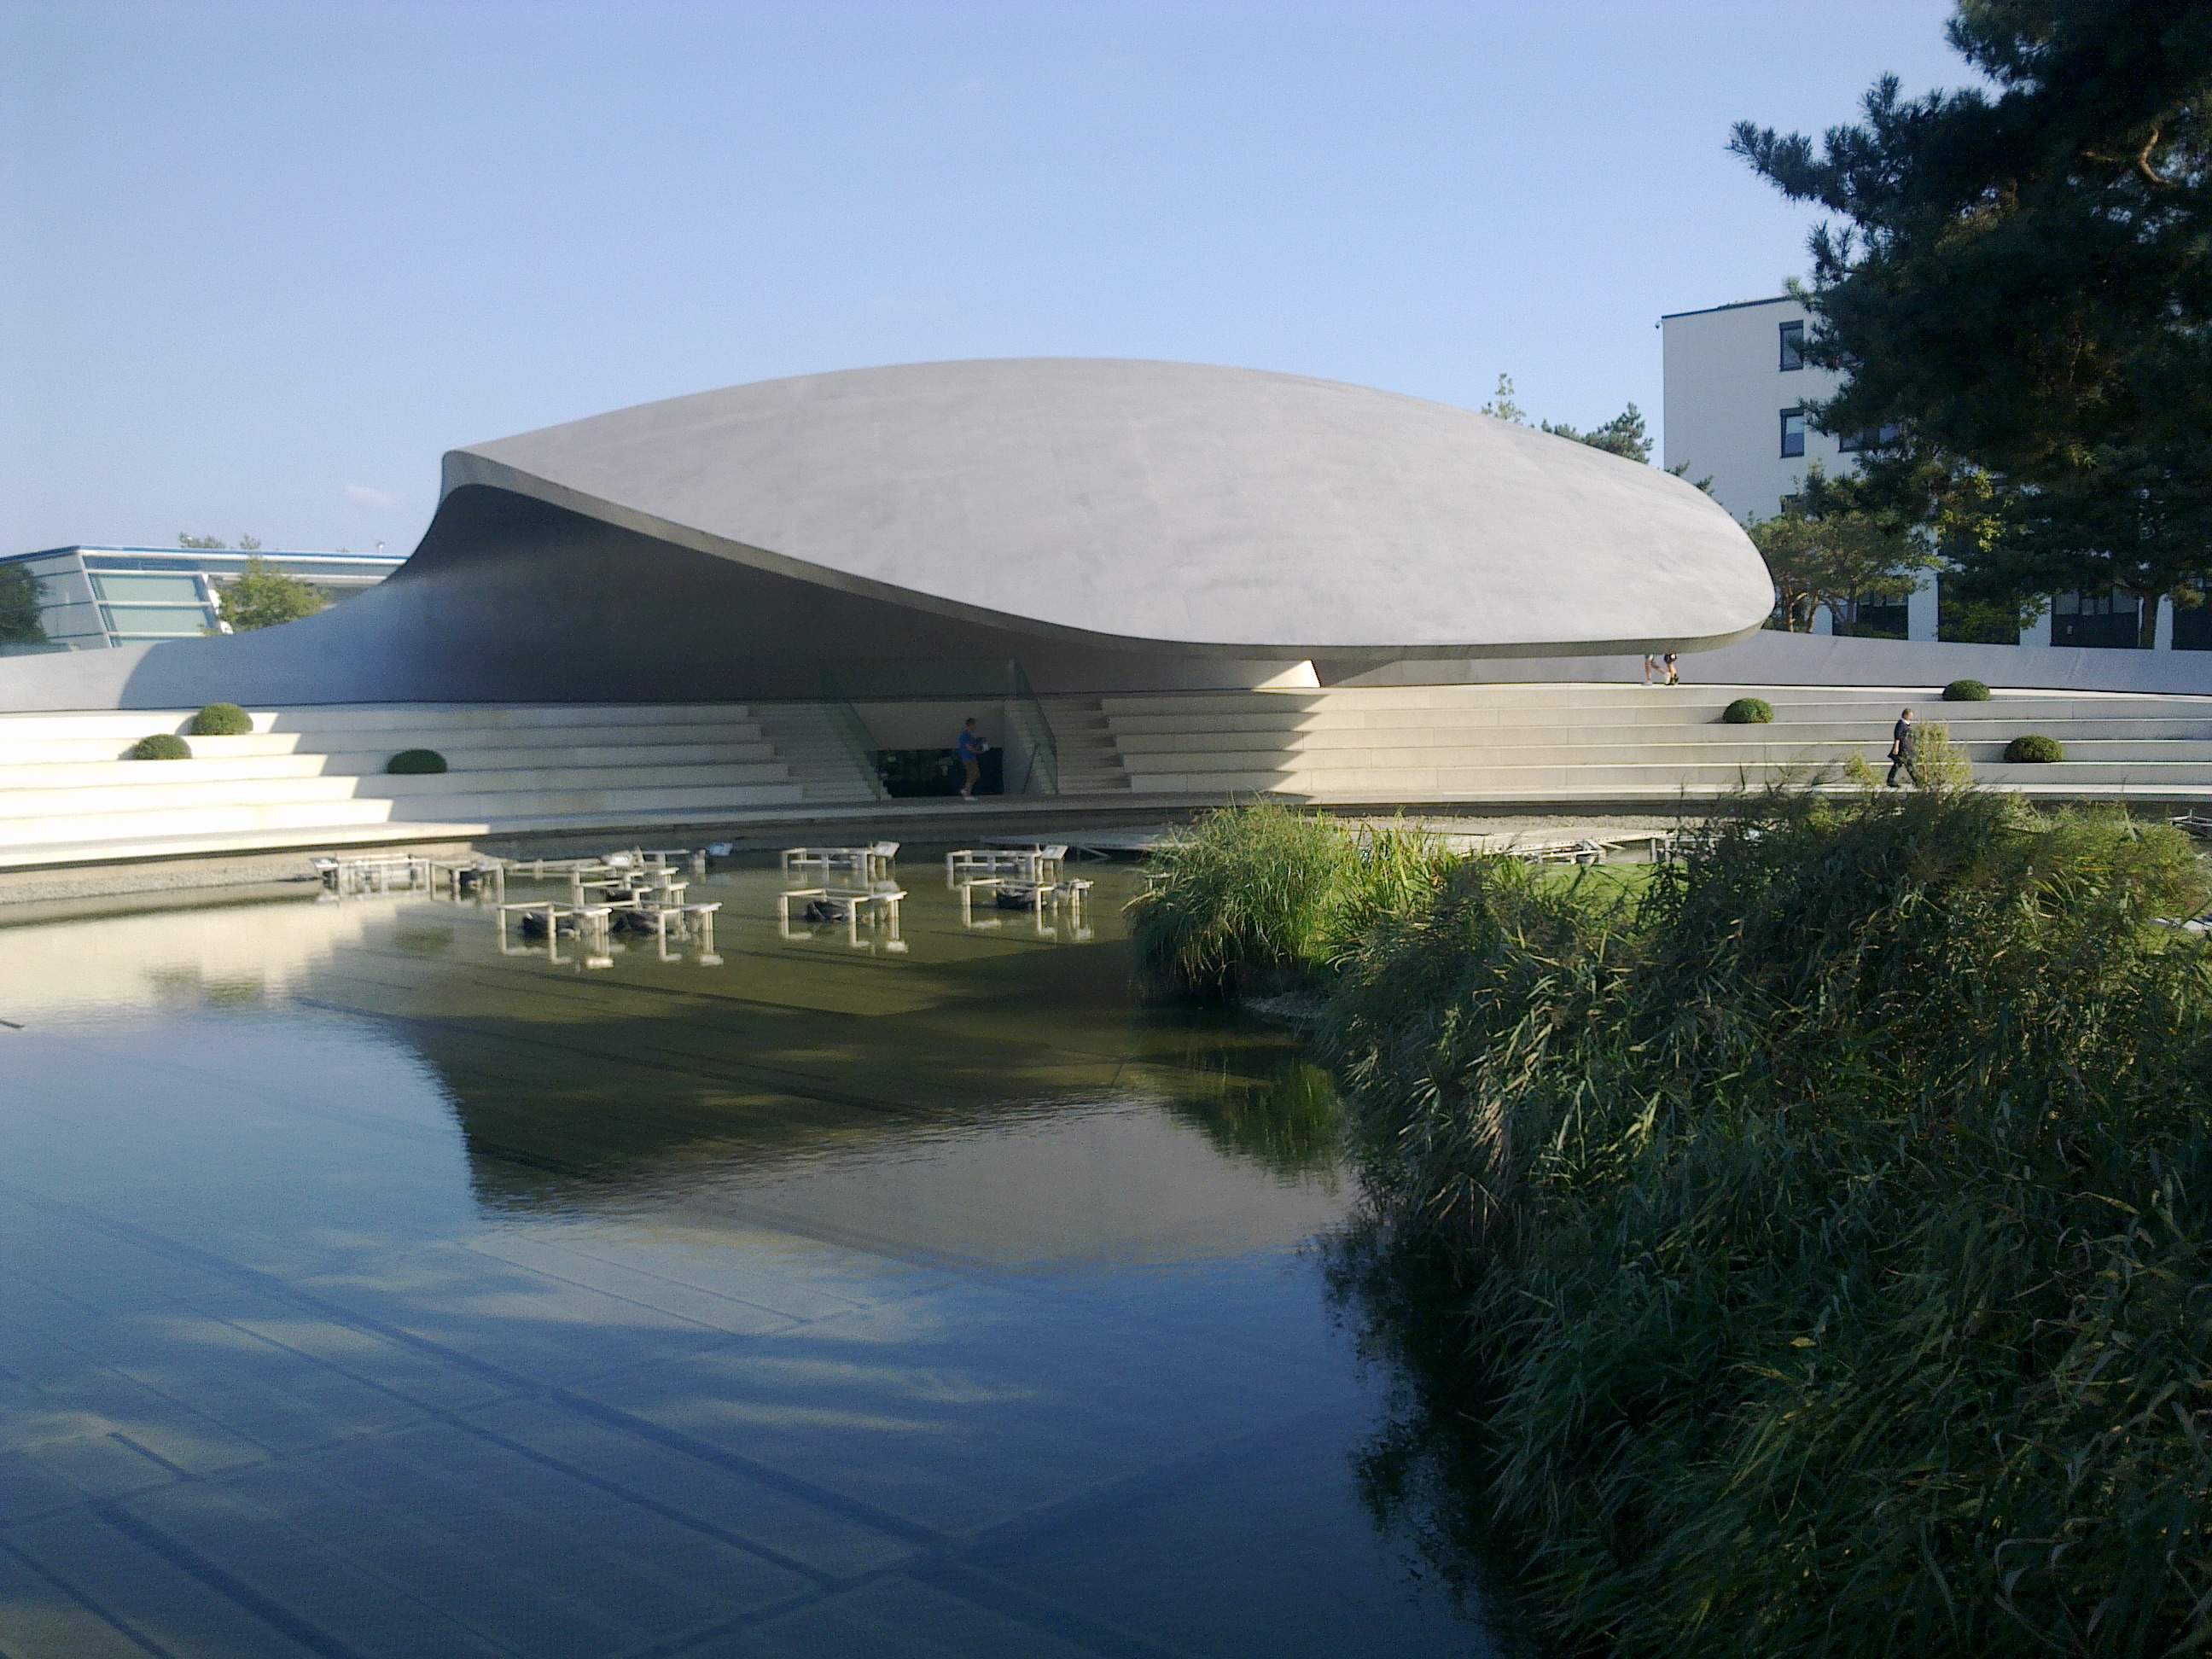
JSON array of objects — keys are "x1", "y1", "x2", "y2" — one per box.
[
  {"x1": 1127, "y1": 801, "x2": 1452, "y2": 998},
  {"x1": 1150, "y1": 793, "x2": 2212, "y2": 1655}
]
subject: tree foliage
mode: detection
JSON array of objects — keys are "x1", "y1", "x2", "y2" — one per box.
[
  {"x1": 216, "y1": 556, "x2": 328, "y2": 632},
  {"x1": 1478, "y1": 372, "x2": 1527, "y2": 425},
  {"x1": 177, "y1": 532, "x2": 228, "y2": 550},
  {"x1": 1540, "y1": 402, "x2": 1652, "y2": 463},
  {"x1": 1483, "y1": 371, "x2": 1679, "y2": 470},
  {"x1": 0, "y1": 564, "x2": 44, "y2": 644},
  {"x1": 1732, "y1": 0, "x2": 2212, "y2": 643},
  {"x1": 1747, "y1": 463, "x2": 1937, "y2": 632}
]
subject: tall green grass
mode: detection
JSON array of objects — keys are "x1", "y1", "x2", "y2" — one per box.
[
  {"x1": 1128, "y1": 801, "x2": 1452, "y2": 998},
  {"x1": 1150, "y1": 794, "x2": 2212, "y2": 1655}
]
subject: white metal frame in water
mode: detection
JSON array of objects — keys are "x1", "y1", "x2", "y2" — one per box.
[
  {"x1": 945, "y1": 844, "x2": 1067, "y2": 888},
  {"x1": 956, "y1": 875, "x2": 1093, "y2": 940},
  {"x1": 776, "y1": 884, "x2": 908, "y2": 952},
  {"x1": 782, "y1": 841, "x2": 899, "y2": 882},
  {"x1": 494, "y1": 899, "x2": 722, "y2": 969}
]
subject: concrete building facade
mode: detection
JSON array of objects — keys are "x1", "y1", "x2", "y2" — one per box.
[{"x1": 1662, "y1": 295, "x2": 1847, "y2": 527}]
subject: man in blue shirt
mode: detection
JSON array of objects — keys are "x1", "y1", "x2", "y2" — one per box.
[{"x1": 958, "y1": 718, "x2": 988, "y2": 800}]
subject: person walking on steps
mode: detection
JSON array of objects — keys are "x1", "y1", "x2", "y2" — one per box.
[
  {"x1": 1887, "y1": 707, "x2": 1916, "y2": 787},
  {"x1": 958, "y1": 718, "x2": 988, "y2": 800},
  {"x1": 1662, "y1": 651, "x2": 1680, "y2": 686}
]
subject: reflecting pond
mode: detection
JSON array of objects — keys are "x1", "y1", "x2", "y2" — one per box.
[{"x1": 0, "y1": 859, "x2": 1495, "y2": 1657}]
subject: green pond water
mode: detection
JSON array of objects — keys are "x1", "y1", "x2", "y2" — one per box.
[{"x1": 0, "y1": 859, "x2": 1495, "y2": 1657}]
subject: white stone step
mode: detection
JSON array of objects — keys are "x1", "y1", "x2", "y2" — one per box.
[
  {"x1": 0, "y1": 723, "x2": 773, "y2": 765},
  {"x1": 0, "y1": 762, "x2": 799, "y2": 819},
  {"x1": 0, "y1": 742, "x2": 788, "y2": 787},
  {"x1": 0, "y1": 780, "x2": 809, "y2": 847},
  {"x1": 1103, "y1": 703, "x2": 2212, "y2": 740},
  {"x1": 0, "y1": 701, "x2": 762, "y2": 741}
]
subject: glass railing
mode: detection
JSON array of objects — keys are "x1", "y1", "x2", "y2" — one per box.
[
  {"x1": 1002, "y1": 660, "x2": 1059, "y2": 796},
  {"x1": 820, "y1": 657, "x2": 1061, "y2": 795},
  {"x1": 815, "y1": 672, "x2": 891, "y2": 800}
]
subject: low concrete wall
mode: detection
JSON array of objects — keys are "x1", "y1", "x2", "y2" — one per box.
[{"x1": 1336, "y1": 629, "x2": 2212, "y2": 696}]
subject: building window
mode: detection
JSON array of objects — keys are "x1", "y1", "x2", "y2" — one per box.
[
  {"x1": 1780, "y1": 408, "x2": 1805, "y2": 458},
  {"x1": 1837, "y1": 422, "x2": 1902, "y2": 454},
  {"x1": 2176, "y1": 603, "x2": 2212, "y2": 652},
  {"x1": 1778, "y1": 321, "x2": 1805, "y2": 371},
  {"x1": 2052, "y1": 588, "x2": 2144, "y2": 649},
  {"x1": 1844, "y1": 595, "x2": 1908, "y2": 640}
]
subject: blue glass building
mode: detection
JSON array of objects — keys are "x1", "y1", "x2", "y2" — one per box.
[{"x1": 0, "y1": 545, "x2": 405, "y2": 651}]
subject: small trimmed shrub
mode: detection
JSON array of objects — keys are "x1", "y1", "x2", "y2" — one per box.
[
  {"x1": 130, "y1": 733, "x2": 191, "y2": 760},
  {"x1": 386, "y1": 748, "x2": 448, "y2": 775},
  {"x1": 189, "y1": 701, "x2": 253, "y2": 736},
  {"x1": 1942, "y1": 678, "x2": 1991, "y2": 701},
  {"x1": 2005, "y1": 732, "x2": 2065, "y2": 764},
  {"x1": 1721, "y1": 696, "x2": 1773, "y2": 725}
]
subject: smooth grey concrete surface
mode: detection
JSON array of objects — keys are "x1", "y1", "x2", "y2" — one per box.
[
  {"x1": 458, "y1": 358, "x2": 1773, "y2": 655},
  {"x1": 0, "y1": 359, "x2": 1773, "y2": 712}
]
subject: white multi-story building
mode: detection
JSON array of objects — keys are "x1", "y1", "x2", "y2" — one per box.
[
  {"x1": 1661, "y1": 294, "x2": 1933, "y2": 641},
  {"x1": 1661, "y1": 293, "x2": 2194, "y2": 653},
  {"x1": 1662, "y1": 294, "x2": 1842, "y2": 525}
]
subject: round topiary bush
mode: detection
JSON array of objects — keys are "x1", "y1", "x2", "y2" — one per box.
[
  {"x1": 385, "y1": 748, "x2": 448, "y2": 775},
  {"x1": 1722, "y1": 697, "x2": 1774, "y2": 725},
  {"x1": 2005, "y1": 733, "x2": 2065, "y2": 764},
  {"x1": 1942, "y1": 679, "x2": 1991, "y2": 702},
  {"x1": 130, "y1": 733, "x2": 192, "y2": 760},
  {"x1": 190, "y1": 701, "x2": 253, "y2": 736}
]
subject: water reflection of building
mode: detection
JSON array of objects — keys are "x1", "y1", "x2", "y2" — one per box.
[
  {"x1": 395, "y1": 1009, "x2": 1348, "y2": 1268},
  {"x1": 0, "y1": 893, "x2": 379, "y2": 1020},
  {"x1": 1, "y1": 881, "x2": 1349, "y2": 1266}
]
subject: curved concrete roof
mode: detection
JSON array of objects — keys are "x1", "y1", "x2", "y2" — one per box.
[{"x1": 451, "y1": 358, "x2": 1772, "y2": 655}]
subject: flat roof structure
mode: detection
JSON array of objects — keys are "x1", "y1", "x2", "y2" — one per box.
[
  {"x1": 0, "y1": 359, "x2": 1773, "y2": 712},
  {"x1": 0, "y1": 546, "x2": 404, "y2": 653}
]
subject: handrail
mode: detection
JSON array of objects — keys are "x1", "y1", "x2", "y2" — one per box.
[
  {"x1": 816, "y1": 671, "x2": 888, "y2": 800},
  {"x1": 1002, "y1": 659, "x2": 1060, "y2": 795},
  {"x1": 816, "y1": 656, "x2": 1062, "y2": 796}
]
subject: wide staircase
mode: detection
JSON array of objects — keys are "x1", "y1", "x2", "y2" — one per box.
[
  {"x1": 1038, "y1": 697, "x2": 1132, "y2": 793},
  {"x1": 5, "y1": 684, "x2": 2209, "y2": 871},
  {"x1": 1095, "y1": 684, "x2": 2212, "y2": 800},
  {"x1": 0, "y1": 703, "x2": 878, "y2": 868}
]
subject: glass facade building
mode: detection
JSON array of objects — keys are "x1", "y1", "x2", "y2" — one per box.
[{"x1": 0, "y1": 546, "x2": 405, "y2": 651}]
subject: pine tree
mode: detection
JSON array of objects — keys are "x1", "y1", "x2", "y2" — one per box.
[{"x1": 1733, "y1": 0, "x2": 2212, "y2": 644}]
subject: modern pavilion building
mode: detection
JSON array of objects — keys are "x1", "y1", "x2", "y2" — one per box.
[
  {"x1": 0, "y1": 358, "x2": 1773, "y2": 713},
  {"x1": 4, "y1": 359, "x2": 2211, "y2": 867}
]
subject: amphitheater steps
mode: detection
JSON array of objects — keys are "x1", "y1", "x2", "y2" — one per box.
[
  {"x1": 748, "y1": 704, "x2": 882, "y2": 804},
  {"x1": 1098, "y1": 685, "x2": 2212, "y2": 800},
  {"x1": 0, "y1": 702, "x2": 859, "y2": 866},
  {"x1": 1039, "y1": 698, "x2": 1132, "y2": 793},
  {"x1": 3, "y1": 685, "x2": 2209, "y2": 871}
]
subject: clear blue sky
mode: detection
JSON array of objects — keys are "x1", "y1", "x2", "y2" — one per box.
[{"x1": 1, "y1": 0, "x2": 1965, "y2": 557}]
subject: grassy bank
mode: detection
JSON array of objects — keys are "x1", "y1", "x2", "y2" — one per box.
[{"x1": 1136, "y1": 795, "x2": 2212, "y2": 1656}]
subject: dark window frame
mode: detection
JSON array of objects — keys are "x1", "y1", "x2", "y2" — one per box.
[
  {"x1": 2051, "y1": 588, "x2": 2145, "y2": 649},
  {"x1": 1780, "y1": 407, "x2": 1806, "y2": 458},
  {"x1": 1778, "y1": 320, "x2": 1805, "y2": 371},
  {"x1": 1837, "y1": 422, "x2": 1902, "y2": 455}
]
